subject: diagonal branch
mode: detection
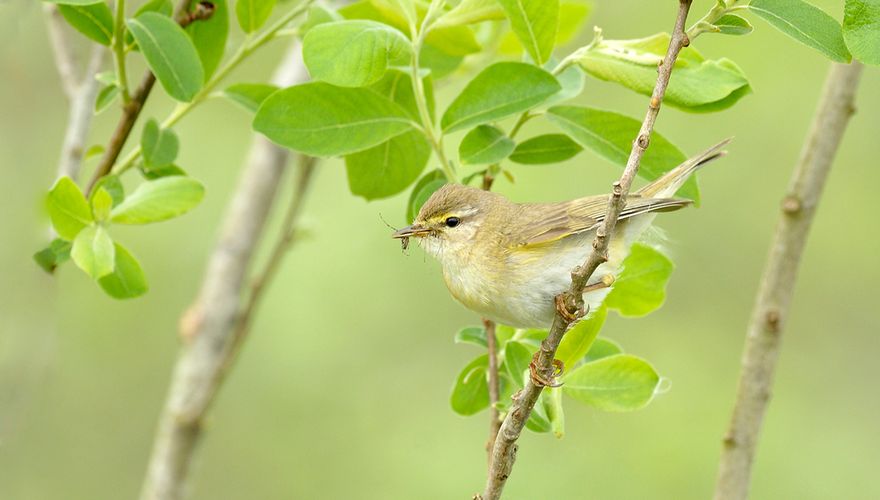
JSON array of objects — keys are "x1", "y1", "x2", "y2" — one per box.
[
  {"x1": 481, "y1": 1, "x2": 694, "y2": 499},
  {"x1": 713, "y1": 61, "x2": 863, "y2": 500}
]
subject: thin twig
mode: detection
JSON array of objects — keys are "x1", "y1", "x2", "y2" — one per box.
[
  {"x1": 139, "y1": 41, "x2": 310, "y2": 500},
  {"x1": 43, "y1": 5, "x2": 80, "y2": 99},
  {"x1": 54, "y1": 45, "x2": 105, "y2": 181},
  {"x1": 481, "y1": 2, "x2": 694, "y2": 498},
  {"x1": 484, "y1": 318, "x2": 500, "y2": 455},
  {"x1": 713, "y1": 61, "x2": 863, "y2": 500}
]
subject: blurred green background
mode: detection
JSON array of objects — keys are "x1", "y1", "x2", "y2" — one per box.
[{"x1": 2, "y1": 1, "x2": 879, "y2": 499}]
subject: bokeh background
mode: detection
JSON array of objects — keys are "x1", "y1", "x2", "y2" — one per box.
[{"x1": 2, "y1": 1, "x2": 878, "y2": 499}]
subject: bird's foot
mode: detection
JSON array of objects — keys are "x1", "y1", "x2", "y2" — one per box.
[
  {"x1": 529, "y1": 352, "x2": 564, "y2": 388},
  {"x1": 555, "y1": 293, "x2": 585, "y2": 322}
]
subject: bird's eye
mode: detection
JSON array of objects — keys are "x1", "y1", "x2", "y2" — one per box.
[{"x1": 445, "y1": 216, "x2": 461, "y2": 228}]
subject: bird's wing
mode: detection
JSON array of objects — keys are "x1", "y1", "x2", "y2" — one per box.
[{"x1": 506, "y1": 195, "x2": 691, "y2": 248}]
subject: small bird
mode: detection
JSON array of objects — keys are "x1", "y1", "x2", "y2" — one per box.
[{"x1": 393, "y1": 139, "x2": 730, "y2": 329}]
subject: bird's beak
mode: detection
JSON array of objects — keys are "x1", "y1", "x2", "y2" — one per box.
[{"x1": 392, "y1": 224, "x2": 432, "y2": 239}]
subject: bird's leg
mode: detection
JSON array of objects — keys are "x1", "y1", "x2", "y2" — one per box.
[
  {"x1": 529, "y1": 352, "x2": 564, "y2": 388},
  {"x1": 554, "y1": 294, "x2": 584, "y2": 323}
]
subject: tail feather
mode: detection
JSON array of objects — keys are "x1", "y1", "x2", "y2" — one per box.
[{"x1": 637, "y1": 138, "x2": 732, "y2": 199}]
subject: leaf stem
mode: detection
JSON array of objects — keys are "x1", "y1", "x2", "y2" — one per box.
[{"x1": 113, "y1": 0, "x2": 131, "y2": 103}]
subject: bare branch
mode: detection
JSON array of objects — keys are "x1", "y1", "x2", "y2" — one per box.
[
  {"x1": 54, "y1": 46, "x2": 105, "y2": 181},
  {"x1": 713, "y1": 61, "x2": 863, "y2": 500},
  {"x1": 43, "y1": 4, "x2": 79, "y2": 99},
  {"x1": 139, "y1": 41, "x2": 310, "y2": 500},
  {"x1": 484, "y1": 319, "x2": 501, "y2": 455},
  {"x1": 481, "y1": 2, "x2": 694, "y2": 498}
]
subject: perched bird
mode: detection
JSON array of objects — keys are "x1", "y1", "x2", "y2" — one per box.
[{"x1": 393, "y1": 139, "x2": 730, "y2": 329}]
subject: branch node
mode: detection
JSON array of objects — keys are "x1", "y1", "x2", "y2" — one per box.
[
  {"x1": 781, "y1": 195, "x2": 802, "y2": 215},
  {"x1": 650, "y1": 96, "x2": 661, "y2": 109},
  {"x1": 636, "y1": 134, "x2": 651, "y2": 150},
  {"x1": 764, "y1": 309, "x2": 781, "y2": 334}
]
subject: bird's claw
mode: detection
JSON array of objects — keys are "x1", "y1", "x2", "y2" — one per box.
[
  {"x1": 555, "y1": 294, "x2": 585, "y2": 323},
  {"x1": 529, "y1": 352, "x2": 564, "y2": 388}
]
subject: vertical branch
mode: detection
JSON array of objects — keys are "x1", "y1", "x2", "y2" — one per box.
[
  {"x1": 481, "y1": 2, "x2": 694, "y2": 499},
  {"x1": 484, "y1": 319, "x2": 501, "y2": 454},
  {"x1": 139, "y1": 41, "x2": 310, "y2": 500},
  {"x1": 713, "y1": 61, "x2": 863, "y2": 500}
]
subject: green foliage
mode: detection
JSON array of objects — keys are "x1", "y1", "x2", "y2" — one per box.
[
  {"x1": 92, "y1": 175, "x2": 125, "y2": 206},
  {"x1": 450, "y1": 355, "x2": 489, "y2": 415},
  {"x1": 441, "y1": 62, "x2": 560, "y2": 133},
  {"x1": 577, "y1": 34, "x2": 751, "y2": 112},
  {"x1": 57, "y1": 2, "x2": 114, "y2": 45},
  {"x1": 563, "y1": 354, "x2": 660, "y2": 411},
  {"x1": 508, "y1": 133, "x2": 582, "y2": 164},
  {"x1": 253, "y1": 82, "x2": 414, "y2": 157},
  {"x1": 43, "y1": 0, "x2": 106, "y2": 5},
  {"x1": 605, "y1": 244, "x2": 674, "y2": 317},
  {"x1": 71, "y1": 225, "x2": 115, "y2": 279},
  {"x1": 407, "y1": 170, "x2": 446, "y2": 222},
  {"x1": 503, "y1": 340, "x2": 532, "y2": 384},
  {"x1": 236, "y1": 0, "x2": 277, "y2": 33},
  {"x1": 33, "y1": 239, "x2": 72, "y2": 274},
  {"x1": 110, "y1": 177, "x2": 205, "y2": 224},
  {"x1": 714, "y1": 14, "x2": 754, "y2": 36},
  {"x1": 496, "y1": 0, "x2": 559, "y2": 65},
  {"x1": 222, "y1": 83, "x2": 280, "y2": 113},
  {"x1": 584, "y1": 337, "x2": 624, "y2": 363},
  {"x1": 187, "y1": 0, "x2": 229, "y2": 80},
  {"x1": 748, "y1": 0, "x2": 851, "y2": 62},
  {"x1": 434, "y1": 0, "x2": 505, "y2": 28},
  {"x1": 98, "y1": 243, "x2": 149, "y2": 299},
  {"x1": 303, "y1": 20, "x2": 411, "y2": 87},
  {"x1": 95, "y1": 83, "x2": 120, "y2": 112},
  {"x1": 126, "y1": 13, "x2": 204, "y2": 102},
  {"x1": 91, "y1": 187, "x2": 113, "y2": 222},
  {"x1": 47, "y1": 177, "x2": 93, "y2": 240},
  {"x1": 545, "y1": 106, "x2": 699, "y2": 203},
  {"x1": 454, "y1": 326, "x2": 488, "y2": 347},
  {"x1": 141, "y1": 119, "x2": 179, "y2": 169},
  {"x1": 458, "y1": 125, "x2": 515, "y2": 165},
  {"x1": 843, "y1": 0, "x2": 880, "y2": 65},
  {"x1": 556, "y1": 306, "x2": 606, "y2": 369},
  {"x1": 346, "y1": 131, "x2": 430, "y2": 200}
]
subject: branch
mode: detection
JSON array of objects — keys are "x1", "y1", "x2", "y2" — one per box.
[
  {"x1": 139, "y1": 40, "x2": 310, "y2": 500},
  {"x1": 43, "y1": 4, "x2": 80, "y2": 99},
  {"x1": 484, "y1": 319, "x2": 500, "y2": 455},
  {"x1": 53, "y1": 46, "x2": 105, "y2": 181},
  {"x1": 713, "y1": 61, "x2": 863, "y2": 500},
  {"x1": 481, "y1": 2, "x2": 693, "y2": 498}
]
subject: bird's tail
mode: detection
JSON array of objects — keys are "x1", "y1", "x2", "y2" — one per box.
[{"x1": 637, "y1": 138, "x2": 732, "y2": 199}]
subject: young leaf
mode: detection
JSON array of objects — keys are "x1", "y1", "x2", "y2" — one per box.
[
  {"x1": 71, "y1": 225, "x2": 115, "y2": 279},
  {"x1": 508, "y1": 133, "x2": 582, "y2": 164},
  {"x1": 186, "y1": 0, "x2": 228, "y2": 79},
  {"x1": 141, "y1": 119, "x2": 179, "y2": 168},
  {"x1": 126, "y1": 13, "x2": 205, "y2": 102},
  {"x1": 577, "y1": 34, "x2": 752, "y2": 112},
  {"x1": 748, "y1": 0, "x2": 851, "y2": 62},
  {"x1": 434, "y1": 0, "x2": 505, "y2": 28},
  {"x1": 583, "y1": 337, "x2": 623, "y2": 363},
  {"x1": 605, "y1": 244, "x2": 674, "y2": 317},
  {"x1": 454, "y1": 326, "x2": 488, "y2": 348},
  {"x1": 843, "y1": 0, "x2": 880, "y2": 65},
  {"x1": 303, "y1": 20, "x2": 411, "y2": 87},
  {"x1": 496, "y1": 0, "x2": 559, "y2": 65},
  {"x1": 300, "y1": 4, "x2": 344, "y2": 35},
  {"x1": 95, "y1": 84, "x2": 120, "y2": 112},
  {"x1": 223, "y1": 83, "x2": 279, "y2": 113},
  {"x1": 236, "y1": 0, "x2": 276, "y2": 33},
  {"x1": 47, "y1": 176, "x2": 93, "y2": 240},
  {"x1": 142, "y1": 164, "x2": 188, "y2": 179},
  {"x1": 714, "y1": 14, "x2": 754, "y2": 36},
  {"x1": 135, "y1": 0, "x2": 172, "y2": 17},
  {"x1": 253, "y1": 82, "x2": 414, "y2": 157},
  {"x1": 556, "y1": 306, "x2": 606, "y2": 369},
  {"x1": 458, "y1": 125, "x2": 515, "y2": 165},
  {"x1": 419, "y1": 44, "x2": 464, "y2": 79},
  {"x1": 110, "y1": 177, "x2": 205, "y2": 224},
  {"x1": 91, "y1": 175, "x2": 125, "y2": 206},
  {"x1": 57, "y1": 2, "x2": 114, "y2": 45},
  {"x1": 525, "y1": 392, "x2": 553, "y2": 433},
  {"x1": 503, "y1": 340, "x2": 533, "y2": 388},
  {"x1": 407, "y1": 170, "x2": 446, "y2": 223},
  {"x1": 545, "y1": 106, "x2": 699, "y2": 203},
  {"x1": 563, "y1": 354, "x2": 660, "y2": 411},
  {"x1": 98, "y1": 242, "x2": 149, "y2": 299},
  {"x1": 369, "y1": 68, "x2": 435, "y2": 121},
  {"x1": 441, "y1": 62, "x2": 561, "y2": 133},
  {"x1": 91, "y1": 187, "x2": 113, "y2": 222},
  {"x1": 345, "y1": 130, "x2": 430, "y2": 200},
  {"x1": 545, "y1": 386, "x2": 565, "y2": 438},
  {"x1": 450, "y1": 355, "x2": 489, "y2": 416},
  {"x1": 33, "y1": 238, "x2": 72, "y2": 274}
]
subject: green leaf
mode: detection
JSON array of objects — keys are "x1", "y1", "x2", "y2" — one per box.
[
  {"x1": 33, "y1": 238, "x2": 72, "y2": 274},
  {"x1": 254, "y1": 82, "x2": 414, "y2": 157},
  {"x1": 459, "y1": 125, "x2": 515, "y2": 165},
  {"x1": 91, "y1": 187, "x2": 113, "y2": 222},
  {"x1": 605, "y1": 244, "x2": 674, "y2": 317},
  {"x1": 454, "y1": 326, "x2": 487, "y2": 348},
  {"x1": 236, "y1": 0, "x2": 276, "y2": 33},
  {"x1": 545, "y1": 386, "x2": 565, "y2": 438},
  {"x1": 369, "y1": 68, "x2": 434, "y2": 121},
  {"x1": 441, "y1": 62, "x2": 561, "y2": 133},
  {"x1": 434, "y1": 0, "x2": 505, "y2": 28},
  {"x1": 43, "y1": 0, "x2": 105, "y2": 5},
  {"x1": 142, "y1": 164, "x2": 188, "y2": 179},
  {"x1": 714, "y1": 14, "x2": 754, "y2": 36},
  {"x1": 509, "y1": 133, "x2": 582, "y2": 164},
  {"x1": 563, "y1": 354, "x2": 660, "y2": 411},
  {"x1": 95, "y1": 83, "x2": 120, "y2": 112},
  {"x1": 494, "y1": 324, "x2": 517, "y2": 346},
  {"x1": 419, "y1": 44, "x2": 464, "y2": 79},
  {"x1": 135, "y1": 0, "x2": 172, "y2": 17},
  {"x1": 542, "y1": 63, "x2": 584, "y2": 107},
  {"x1": 141, "y1": 119, "x2": 179, "y2": 168},
  {"x1": 71, "y1": 225, "x2": 115, "y2": 279},
  {"x1": 57, "y1": 2, "x2": 114, "y2": 45},
  {"x1": 126, "y1": 13, "x2": 204, "y2": 102},
  {"x1": 556, "y1": 1, "x2": 591, "y2": 45},
  {"x1": 497, "y1": 0, "x2": 559, "y2": 65},
  {"x1": 545, "y1": 106, "x2": 699, "y2": 203},
  {"x1": 524, "y1": 391, "x2": 552, "y2": 433},
  {"x1": 47, "y1": 177, "x2": 93, "y2": 240},
  {"x1": 187, "y1": 0, "x2": 228, "y2": 79},
  {"x1": 222, "y1": 83, "x2": 279, "y2": 113},
  {"x1": 556, "y1": 306, "x2": 606, "y2": 369},
  {"x1": 584, "y1": 337, "x2": 623, "y2": 363},
  {"x1": 577, "y1": 34, "x2": 752, "y2": 112},
  {"x1": 91, "y1": 175, "x2": 125, "y2": 206},
  {"x1": 749, "y1": 0, "x2": 851, "y2": 62},
  {"x1": 98, "y1": 242, "x2": 149, "y2": 299},
  {"x1": 304, "y1": 20, "x2": 411, "y2": 87},
  {"x1": 110, "y1": 177, "x2": 205, "y2": 224},
  {"x1": 407, "y1": 170, "x2": 446, "y2": 223},
  {"x1": 346, "y1": 130, "x2": 430, "y2": 200},
  {"x1": 503, "y1": 340, "x2": 533, "y2": 387},
  {"x1": 843, "y1": 0, "x2": 880, "y2": 65},
  {"x1": 450, "y1": 355, "x2": 489, "y2": 415},
  {"x1": 300, "y1": 4, "x2": 344, "y2": 35}
]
